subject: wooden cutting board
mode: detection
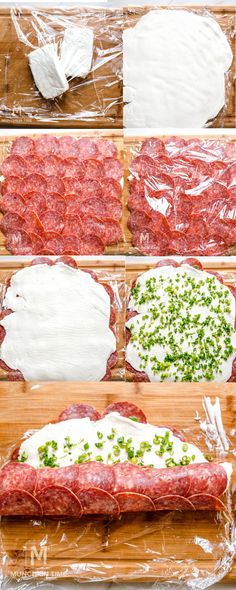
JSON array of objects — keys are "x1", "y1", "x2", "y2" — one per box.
[
  {"x1": 0, "y1": 256, "x2": 125, "y2": 381},
  {"x1": 0, "y1": 381, "x2": 235, "y2": 583},
  {"x1": 0, "y1": 7, "x2": 123, "y2": 128},
  {"x1": 124, "y1": 6, "x2": 236, "y2": 128},
  {"x1": 124, "y1": 133, "x2": 236, "y2": 256},
  {"x1": 126, "y1": 257, "x2": 236, "y2": 380},
  {"x1": 0, "y1": 129, "x2": 126, "y2": 255}
]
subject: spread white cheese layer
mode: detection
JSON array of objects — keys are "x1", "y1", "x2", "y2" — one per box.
[
  {"x1": 60, "y1": 27, "x2": 94, "y2": 79},
  {"x1": 28, "y1": 44, "x2": 69, "y2": 100},
  {"x1": 0, "y1": 263, "x2": 116, "y2": 381},
  {"x1": 18, "y1": 412, "x2": 207, "y2": 470},
  {"x1": 123, "y1": 9, "x2": 232, "y2": 127},
  {"x1": 126, "y1": 265, "x2": 236, "y2": 382}
]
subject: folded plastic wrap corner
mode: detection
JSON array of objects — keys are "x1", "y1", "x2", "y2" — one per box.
[
  {"x1": 0, "y1": 401, "x2": 231, "y2": 517},
  {"x1": 28, "y1": 27, "x2": 94, "y2": 100}
]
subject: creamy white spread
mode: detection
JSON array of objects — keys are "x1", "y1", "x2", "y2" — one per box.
[
  {"x1": 0, "y1": 263, "x2": 116, "y2": 381},
  {"x1": 28, "y1": 44, "x2": 69, "y2": 100},
  {"x1": 18, "y1": 412, "x2": 207, "y2": 469},
  {"x1": 126, "y1": 265, "x2": 236, "y2": 382},
  {"x1": 60, "y1": 27, "x2": 94, "y2": 79},
  {"x1": 123, "y1": 9, "x2": 233, "y2": 127}
]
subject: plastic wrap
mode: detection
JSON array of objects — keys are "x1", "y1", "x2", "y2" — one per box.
[
  {"x1": 126, "y1": 135, "x2": 236, "y2": 256},
  {"x1": 0, "y1": 255, "x2": 125, "y2": 381},
  {"x1": 0, "y1": 131, "x2": 124, "y2": 256},
  {"x1": 123, "y1": 6, "x2": 235, "y2": 129},
  {"x1": 0, "y1": 5, "x2": 122, "y2": 127},
  {"x1": 125, "y1": 257, "x2": 236, "y2": 383},
  {"x1": 0, "y1": 386, "x2": 235, "y2": 588}
]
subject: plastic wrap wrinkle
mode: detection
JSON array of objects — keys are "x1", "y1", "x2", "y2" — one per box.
[{"x1": 0, "y1": 397, "x2": 235, "y2": 588}]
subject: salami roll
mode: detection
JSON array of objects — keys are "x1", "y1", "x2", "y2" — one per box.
[{"x1": 37, "y1": 485, "x2": 82, "y2": 517}]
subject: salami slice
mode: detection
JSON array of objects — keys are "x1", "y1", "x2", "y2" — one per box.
[
  {"x1": 41, "y1": 211, "x2": 64, "y2": 233},
  {"x1": 1, "y1": 155, "x2": 27, "y2": 178},
  {"x1": 23, "y1": 174, "x2": 47, "y2": 195},
  {"x1": 101, "y1": 178, "x2": 122, "y2": 199},
  {"x1": 1, "y1": 176, "x2": 25, "y2": 196},
  {"x1": 80, "y1": 179, "x2": 103, "y2": 200},
  {"x1": 62, "y1": 215, "x2": 82, "y2": 237},
  {"x1": 58, "y1": 136, "x2": 79, "y2": 158},
  {"x1": 62, "y1": 235, "x2": 80, "y2": 254},
  {"x1": 141, "y1": 137, "x2": 166, "y2": 158},
  {"x1": 26, "y1": 192, "x2": 46, "y2": 216},
  {"x1": 45, "y1": 175, "x2": 65, "y2": 196},
  {"x1": 58, "y1": 403, "x2": 101, "y2": 422},
  {"x1": 63, "y1": 177, "x2": 82, "y2": 196},
  {"x1": 78, "y1": 487, "x2": 120, "y2": 515},
  {"x1": 103, "y1": 157, "x2": 123, "y2": 181},
  {"x1": 115, "y1": 492, "x2": 155, "y2": 512},
  {"x1": 25, "y1": 155, "x2": 45, "y2": 175},
  {"x1": 0, "y1": 462, "x2": 36, "y2": 493},
  {"x1": 0, "y1": 489, "x2": 42, "y2": 516},
  {"x1": 188, "y1": 494, "x2": 226, "y2": 511},
  {"x1": 154, "y1": 495, "x2": 195, "y2": 511},
  {"x1": 128, "y1": 211, "x2": 152, "y2": 232},
  {"x1": 102, "y1": 401, "x2": 147, "y2": 423},
  {"x1": 11, "y1": 136, "x2": 35, "y2": 156},
  {"x1": 77, "y1": 138, "x2": 99, "y2": 160},
  {"x1": 0, "y1": 212, "x2": 24, "y2": 233},
  {"x1": 27, "y1": 232, "x2": 44, "y2": 255},
  {"x1": 84, "y1": 159, "x2": 104, "y2": 180},
  {"x1": 23, "y1": 210, "x2": 44, "y2": 236},
  {"x1": 6, "y1": 230, "x2": 33, "y2": 255},
  {"x1": 179, "y1": 258, "x2": 203, "y2": 270},
  {"x1": 71, "y1": 462, "x2": 115, "y2": 494},
  {"x1": 42, "y1": 155, "x2": 64, "y2": 177},
  {"x1": 30, "y1": 257, "x2": 54, "y2": 266},
  {"x1": 44, "y1": 232, "x2": 64, "y2": 255},
  {"x1": 81, "y1": 216, "x2": 122, "y2": 246},
  {"x1": 0, "y1": 193, "x2": 26, "y2": 216},
  {"x1": 37, "y1": 485, "x2": 82, "y2": 517},
  {"x1": 131, "y1": 155, "x2": 157, "y2": 178},
  {"x1": 35, "y1": 135, "x2": 59, "y2": 156},
  {"x1": 186, "y1": 463, "x2": 227, "y2": 497},
  {"x1": 62, "y1": 158, "x2": 85, "y2": 179},
  {"x1": 79, "y1": 234, "x2": 105, "y2": 255},
  {"x1": 96, "y1": 138, "x2": 118, "y2": 159},
  {"x1": 46, "y1": 193, "x2": 67, "y2": 216}
]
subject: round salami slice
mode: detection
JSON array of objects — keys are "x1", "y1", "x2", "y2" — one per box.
[
  {"x1": 62, "y1": 235, "x2": 80, "y2": 254},
  {"x1": 58, "y1": 136, "x2": 79, "y2": 158},
  {"x1": 6, "y1": 230, "x2": 33, "y2": 255},
  {"x1": 62, "y1": 215, "x2": 82, "y2": 237},
  {"x1": 79, "y1": 234, "x2": 105, "y2": 255},
  {"x1": 27, "y1": 232, "x2": 44, "y2": 255},
  {"x1": 188, "y1": 493, "x2": 226, "y2": 511},
  {"x1": 45, "y1": 175, "x2": 65, "y2": 196},
  {"x1": 179, "y1": 258, "x2": 203, "y2": 270},
  {"x1": 102, "y1": 401, "x2": 147, "y2": 423},
  {"x1": 77, "y1": 138, "x2": 99, "y2": 160},
  {"x1": 0, "y1": 212, "x2": 24, "y2": 234},
  {"x1": 63, "y1": 177, "x2": 82, "y2": 196},
  {"x1": 23, "y1": 173, "x2": 47, "y2": 195},
  {"x1": 41, "y1": 211, "x2": 64, "y2": 233},
  {"x1": 0, "y1": 462, "x2": 36, "y2": 493},
  {"x1": 0, "y1": 489, "x2": 42, "y2": 516},
  {"x1": 37, "y1": 485, "x2": 82, "y2": 517},
  {"x1": 104, "y1": 198, "x2": 123, "y2": 221},
  {"x1": 155, "y1": 259, "x2": 179, "y2": 268},
  {"x1": 128, "y1": 210, "x2": 152, "y2": 232},
  {"x1": 46, "y1": 192, "x2": 66, "y2": 216},
  {"x1": 96, "y1": 138, "x2": 118, "y2": 159},
  {"x1": 72, "y1": 462, "x2": 115, "y2": 494},
  {"x1": 24, "y1": 155, "x2": 45, "y2": 175},
  {"x1": 115, "y1": 492, "x2": 155, "y2": 512},
  {"x1": 44, "y1": 232, "x2": 64, "y2": 255},
  {"x1": 35, "y1": 135, "x2": 59, "y2": 156},
  {"x1": 1, "y1": 176, "x2": 25, "y2": 196},
  {"x1": 42, "y1": 155, "x2": 64, "y2": 177},
  {"x1": 26, "y1": 192, "x2": 46, "y2": 216},
  {"x1": 141, "y1": 137, "x2": 166, "y2": 158},
  {"x1": 62, "y1": 158, "x2": 85, "y2": 179},
  {"x1": 84, "y1": 159, "x2": 104, "y2": 180},
  {"x1": 0, "y1": 193, "x2": 26, "y2": 216},
  {"x1": 186, "y1": 463, "x2": 227, "y2": 497},
  {"x1": 22, "y1": 210, "x2": 44, "y2": 236},
  {"x1": 154, "y1": 495, "x2": 195, "y2": 511},
  {"x1": 30, "y1": 257, "x2": 54, "y2": 266},
  {"x1": 81, "y1": 179, "x2": 102, "y2": 200},
  {"x1": 103, "y1": 157, "x2": 123, "y2": 181},
  {"x1": 81, "y1": 216, "x2": 122, "y2": 246},
  {"x1": 1, "y1": 155, "x2": 27, "y2": 178},
  {"x1": 130, "y1": 155, "x2": 157, "y2": 178},
  {"x1": 56, "y1": 256, "x2": 77, "y2": 269},
  {"x1": 78, "y1": 487, "x2": 120, "y2": 516},
  {"x1": 169, "y1": 230, "x2": 187, "y2": 255},
  {"x1": 101, "y1": 178, "x2": 122, "y2": 199},
  {"x1": 58, "y1": 403, "x2": 101, "y2": 422},
  {"x1": 11, "y1": 136, "x2": 35, "y2": 156}
]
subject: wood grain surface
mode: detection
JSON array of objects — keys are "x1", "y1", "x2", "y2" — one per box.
[
  {"x1": 124, "y1": 134, "x2": 236, "y2": 256},
  {"x1": 0, "y1": 7, "x2": 123, "y2": 128},
  {"x1": 0, "y1": 256, "x2": 125, "y2": 381},
  {"x1": 124, "y1": 5, "x2": 236, "y2": 128},
  {"x1": 0, "y1": 381, "x2": 235, "y2": 583},
  {"x1": 0, "y1": 130, "x2": 126, "y2": 255}
]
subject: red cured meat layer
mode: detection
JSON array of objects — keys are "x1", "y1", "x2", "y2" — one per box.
[{"x1": 0, "y1": 136, "x2": 123, "y2": 255}]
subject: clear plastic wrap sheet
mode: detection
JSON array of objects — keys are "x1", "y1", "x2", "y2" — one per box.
[
  {"x1": 0, "y1": 131, "x2": 125, "y2": 256},
  {"x1": 0, "y1": 5, "x2": 123, "y2": 127},
  {"x1": 0, "y1": 255, "x2": 125, "y2": 381},
  {"x1": 0, "y1": 385, "x2": 235, "y2": 588},
  {"x1": 125, "y1": 135, "x2": 236, "y2": 256},
  {"x1": 123, "y1": 6, "x2": 235, "y2": 129},
  {"x1": 125, "y1": 256, "x2": 236, "y2": 382}
]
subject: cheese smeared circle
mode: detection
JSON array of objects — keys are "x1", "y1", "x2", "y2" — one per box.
[
  {"x1": 0, "y1": 263, "x2": 116, "y2": 381},
  {"x1": 126, "y1": 265, "x2": 236, "y2": 382}
]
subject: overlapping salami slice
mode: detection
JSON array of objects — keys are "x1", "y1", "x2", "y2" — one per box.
[
  {"x1": 58, "y1": 403, "x2": 101, "y2": 422},
  {"x1": 102, "y1": 401, "x2": 147, "y2": 423},
  {"x1": 0, "y1": 135, "x2": 123, "y2": 255},
  {"x1": 128, "y1": 137, "x2": 236, "y2": 255}
]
